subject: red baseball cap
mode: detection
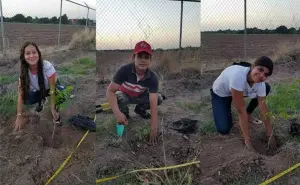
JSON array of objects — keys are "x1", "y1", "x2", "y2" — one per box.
[{"x1": 134, "y1": 40, "x2": 152, "y2": 55}]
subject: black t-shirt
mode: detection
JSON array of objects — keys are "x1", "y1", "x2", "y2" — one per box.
[{"x1": 112, "y1": 62, "x2": 159, "y2": 97}]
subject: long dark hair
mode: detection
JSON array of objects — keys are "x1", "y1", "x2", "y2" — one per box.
[{"x1": 19, "y1": 42, "x2": 46, "y2": 102}]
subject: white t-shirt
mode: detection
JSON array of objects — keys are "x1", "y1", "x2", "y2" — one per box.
[
  {"x1": 28, "y1": 60, "x2": 56, "y2": 91},
  {"x1": 212, "y1": 65, "x2": 266, "y2": 98}
]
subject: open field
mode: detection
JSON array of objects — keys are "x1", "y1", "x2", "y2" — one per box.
[
  {"x1": 0, "y1": 23, "x2": 95, "y2": 53},
  {"x1": 96, "y1": 34, "x2": 300, "y2": 184},
  {"x1": 0, "y1": 26, "x2": 97, "y2": 184},
  {"x1": 98, "y1": 34, "x2": 300, "y2": 80}
]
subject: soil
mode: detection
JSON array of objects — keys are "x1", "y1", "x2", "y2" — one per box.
[
  {"x1": 0, "y1": 50, "x2": 97, "y2": 185},
  {"x1": 95, "y1": 42, "x2": 300, "y2": 185},
  {"x1": 0, "y1": 23, "x2": 95, "y2": 51}
]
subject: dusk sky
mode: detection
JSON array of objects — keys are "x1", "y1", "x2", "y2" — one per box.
[
  {"x1": 2, "y1": 0, "x2": 96, "y2": 20},
  {"x1": 96, "y1": 0, "x2": 300, "y2": 50}
]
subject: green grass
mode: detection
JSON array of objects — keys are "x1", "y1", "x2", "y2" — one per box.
[
  {"x1": 199, "y1": 118, "x2": 216, "y2": 135},
  {"x1": 266, "y1": 78, "x2": 300, "y2": 120},
  {"x1": 0, "y1": 91, "x2": 18, "y2": 116},
  {"x1": 175, "y1": 101, "x2": 208, "y2": 113},
  {"x1": 0, "y1": 74, "x2": 18, "y2": 85},
  {"x1": 58, "y1": 57, "x2": 96, "y2": 75}
]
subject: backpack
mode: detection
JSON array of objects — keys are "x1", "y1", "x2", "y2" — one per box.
[
  {"x1": 68, "y1": 114, "x2": 96, "y2": 132},
  {"x1": 232, "y1": 61, "x2": 252, "y2": 67}
]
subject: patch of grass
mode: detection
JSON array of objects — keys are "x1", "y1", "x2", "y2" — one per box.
[
  {"x1": 98, "y1": 166, "x2": 195, "y2": 185},
  {"x1": 58, "y1": 57, "x2": 96, "y2": 75},
  {"x1": 175, "y1": 101, "x2": 208, "y2": 113},
  {"x1": 0, "y1": 91, "x2": 18, "y2": 116},
  {"x1": 69, "y1": 28, "x2": 95, "y2": 51},
  {"x1": 0, "y1": 74, "x2": 18, "y2": 85},
  {"x1": 98, "y1": 174, "x2": 141, "y2": 185},
  {"x1": 134, "y1": 124, "x2": 151, "y2": 141},
  {"x1": 199, "y1": 119, "x2": 216, "y2": 135},
  {"x1": 266, "y1": 78, "x2": 300, "y2": 120},
  {"x1": 96, "y1": 114, "x2": 116, "y2": 136},
  {"x1": 229, "y1": 170, "x2": 264, "y2": 185}
]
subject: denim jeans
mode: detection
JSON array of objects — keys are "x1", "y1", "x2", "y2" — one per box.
[
  {"x1": 25, "y1": 89, "x2": 50, "y2": 105},
  {"x1": 210, "y1": 83, "x2": 271, "y2": 135},
  {"x1": 24, "y1": 79, "x2": 65, "y2": 105}
]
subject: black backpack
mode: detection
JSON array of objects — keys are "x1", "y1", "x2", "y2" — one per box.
[
  {"x1": 232, "y1": 61, "x2": 252, "y2": 67},
  {"x1": 68, "y1": 114, "x2": 96, "y2": 132}
]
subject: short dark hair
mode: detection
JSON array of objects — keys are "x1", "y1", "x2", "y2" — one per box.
[{"x1": 254, "y1": 56, "x2": 274, "y2": 76}]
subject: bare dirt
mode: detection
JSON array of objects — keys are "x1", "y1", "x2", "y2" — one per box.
[
  {"x1": 0, "y1": 23, "x2": 95, "y2": 50},
  {"x1": 96, "y1": 36, "x2": 300, "y2": 185},
  {"x1": 0, "y1": 50, "x2": 97, "y2": 185}
]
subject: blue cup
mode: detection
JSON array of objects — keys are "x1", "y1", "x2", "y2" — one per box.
[{"x1": 116, "y1": 123, "x2": 124, "y2": 137}]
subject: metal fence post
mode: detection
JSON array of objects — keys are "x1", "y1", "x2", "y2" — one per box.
[
  {"x1": 179, "y1": 0, "x2": 183, "y2": 50},
  {"x1": 84, "y1": 2, "x2": 89, "y2": 27},
  {"x1": 199, "y1": 0, "x2": 201, "y2": 47},
  {"x1": 244, "y1": 0, "x2": 247, "y2": 59},
  {"x1": 0, "y1": 0, "x2": 5, "y2": 56},
  {"x1": 58, "y1": 0, "x2": 63, "y2": 49}
]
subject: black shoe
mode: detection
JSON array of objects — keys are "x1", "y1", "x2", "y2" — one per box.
[
  {"x1": 35, "y1": 98, "x2": 47, "y2": 113},
  {"x1": 134, "y1": 107, "x2": 151, "y2": 119}
]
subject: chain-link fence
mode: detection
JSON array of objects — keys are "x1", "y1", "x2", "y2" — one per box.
[
  {"x1": 96, "y1": 0, "x2": 202, "y2": 81},
  {"x1": 97, "y1": 0, "x2": 300, "y2": 75},
  {"x1": 0, "y1": 0, "x2": 96, "y2": 57},
  {"x1": 0, "y1": 1, "x2": 97, "y2": 183}
]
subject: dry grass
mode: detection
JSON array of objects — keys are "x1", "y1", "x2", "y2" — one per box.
[
  {"x1": 68, "y1": 28, "x2": 96, "y2": 51},
  {"x1": 150, "y1": 39, "x2": 300, "y2": 80},
  {"x1": 273, "y1": 41, "x2": 300, "y2": 64}
]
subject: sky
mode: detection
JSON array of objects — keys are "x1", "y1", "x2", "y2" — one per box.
[
  {"x1": 1, "y1": 0, "x2": 96, "y2": 20},
  {"x1": 96, "y1": 0, "x2": 300, "y2": 50}
]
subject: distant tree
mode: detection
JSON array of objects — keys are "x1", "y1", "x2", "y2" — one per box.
[
  {"x1": 50, "y1": 16, "x2": 58, "y2": 24},
  {"x1": 11, "y1": 14, "x2": 27, "y2": 22},
  {"x1": 275, "y1": 25, "x2": 288, "y2": 34},
  {"x1": 288, "y1": 27, "x2": 297, "y2": 34},
  {"x1": 60, "y1": 14, "x2": 69, "y2": 24},
  {"x1": 26, "y1": 16, "x2": 33, "y2": 23}
]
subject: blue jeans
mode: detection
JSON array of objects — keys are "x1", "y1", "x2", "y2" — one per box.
[
  {"x1": 24, "y1": 79, "x2": 65, "y2": 105},
  {"x1": 210, "y1": 83, "x2": 271, "y2": 135},
  {"x1": 25, "y1": 89, "x2": 50, "y2": 105}
]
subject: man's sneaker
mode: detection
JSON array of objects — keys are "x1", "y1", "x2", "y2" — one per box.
[
  {"x1": 35, "y1": 98, "x2": 47, "y2": 113},
  {"x1": 134, "y1": 107, "x2": 151, "y2": 119}
]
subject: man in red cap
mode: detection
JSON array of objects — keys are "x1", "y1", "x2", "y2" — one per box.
[{"x1": 106, "y1": 40, "x2": 163, "y2": 144}]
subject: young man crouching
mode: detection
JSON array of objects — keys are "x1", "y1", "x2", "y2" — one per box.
[{"x1": 106, "y1": 41, "x2": 163, "y2": 145}]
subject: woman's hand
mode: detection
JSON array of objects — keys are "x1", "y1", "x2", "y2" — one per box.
[{"x1": 14, "y1": 115, "x2": 25, "y2": 132}]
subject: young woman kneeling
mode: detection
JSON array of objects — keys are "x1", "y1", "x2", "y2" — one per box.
[
  {"x1": 210, "y1": 56, "x2": 277, "y2": 151},
  {"x1": 14, "y1": 42, "x2": 62, "y2": 131}
]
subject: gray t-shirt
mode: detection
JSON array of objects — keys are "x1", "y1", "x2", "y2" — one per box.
[{"x1": 212, "y1": 65, "x2": 266, "y2": 98}]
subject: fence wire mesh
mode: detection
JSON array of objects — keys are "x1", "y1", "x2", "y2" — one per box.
[
  {"x1": 0, "y1": 0, "x2": 97, "y2": 184},
  {"x1": 0, "y1": 0, "x2": 96, "y2": 132},
  {"x1": 97, "y1": 0, "x2": 300, "y2": 77},
  {"x1": 0, "y1": 0, "x2": 96, "y2": 57}
]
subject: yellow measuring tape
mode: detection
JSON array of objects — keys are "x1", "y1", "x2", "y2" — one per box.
[
  {"x1": 45, "y1": 115, "x2": 96, "y2": 185},
  {"x1": 96, "y1": 160, "x2": 200, "y2": 183},
  {"x1": 259, "y1": 162, "x2": 300, "y2": 185},
  {"x1": 45, "y1": 130, "x2": 89, "y2": 185}
]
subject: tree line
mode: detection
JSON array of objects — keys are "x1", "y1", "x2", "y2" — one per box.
[
  {"x1": 204, "y1": 25, "x2": 300, "y2": 34},
  {"x1": 2, "y1": 13, "x2": 95, "y2": 25}
]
